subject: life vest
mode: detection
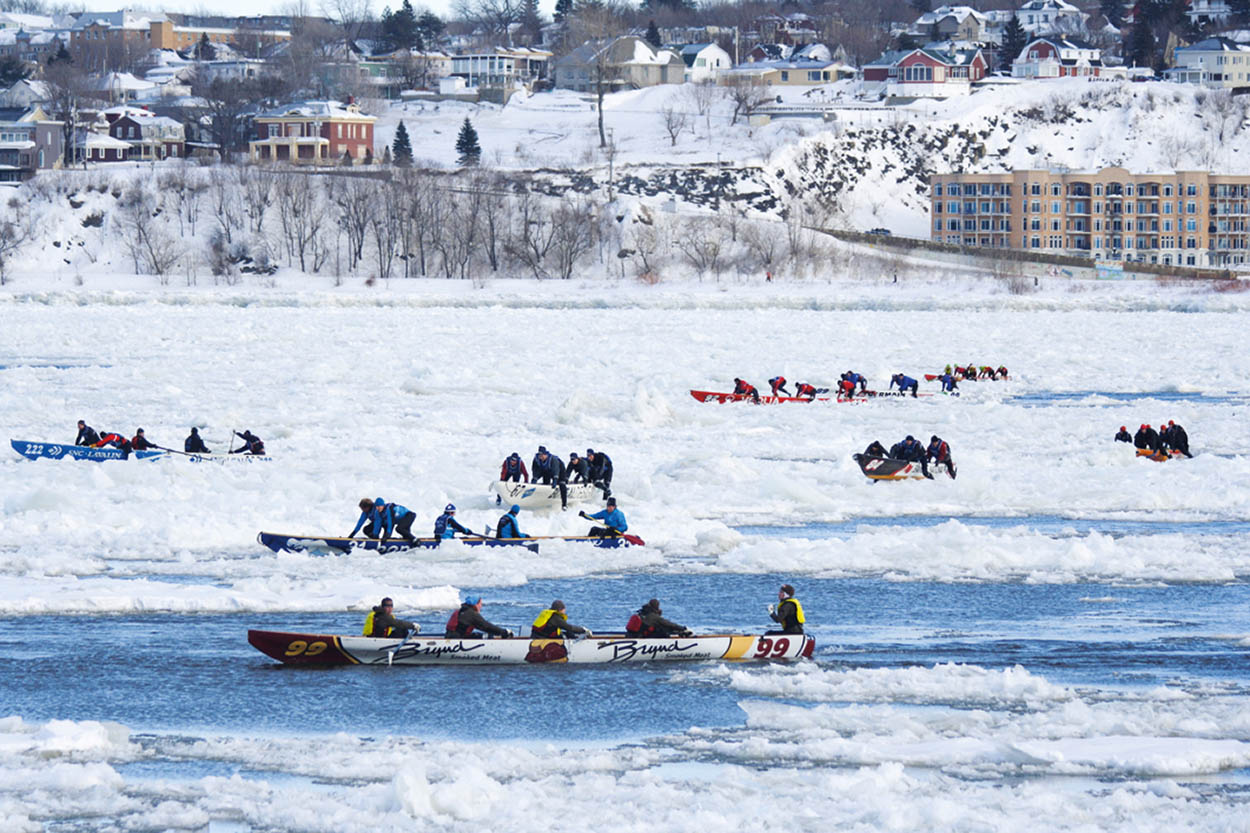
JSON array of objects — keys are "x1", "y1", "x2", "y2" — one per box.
[
  {"x1": 446, "y1": 608, "x2": 464, "y2": 636},
  {"x1": 363, "y1": 608, "x2": 392, "y2": 637},
  {"x1": 626, "y1": 613, "x2": 643, "y2": 634},
  {"x1": 780, "y1": 597, "x2": 805, "y2": 624},
  {"x1": 531, "y1": 608, "x2": 565, "y2": 638}
]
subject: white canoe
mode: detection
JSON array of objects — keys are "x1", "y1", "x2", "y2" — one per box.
[
  {"x1": 490, "y1": 480, "x2": 604, "y2": 509},
  {"x1": 249, "y1": 629, "x2": 814, "y2": 666}
]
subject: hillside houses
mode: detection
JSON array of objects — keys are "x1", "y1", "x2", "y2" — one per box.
[
  {"x1": 1167, "y1": 36, "x2": 1250, "y2": 88},
  {"x1": 553, "y1": 37, "x2": 684, "y2": 92}
]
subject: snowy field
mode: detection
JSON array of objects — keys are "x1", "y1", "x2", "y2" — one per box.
[{"x1": 2, "y1": 278, "x2": 1250, "y2": 832}]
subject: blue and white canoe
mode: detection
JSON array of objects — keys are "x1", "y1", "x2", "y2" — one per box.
[
  {"x1": 257, "y1": 531, "x2": 646, "y2": 556},
  {"x1": 10, "y1": 439, "x2": 165, "y2": 462}
]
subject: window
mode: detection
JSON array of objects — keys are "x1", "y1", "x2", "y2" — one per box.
[
  {"x1": 807, "y1": 71, "x2": 821, "y2": 81},
  {"x1": 1163, "y1": 184, "x2": 1173, "y2": 196},
  {"x1": 1051, "y1": 201, "x2": 1060, "y2": 213},
  {"x1": 780, "y1": 71, "x2": 789, "y2": 81},
  {"x1": 1050, "y1": 184, "x2": 1061, "y2": 196},
  {"x1": 1187, "y1": 184, "x2": 1198, "y2": 196},
  {"x1": 1163, "y1": 203, "x2": 1172, "y2": 215},
  {"x1": 1187, "y1": 201, "x2": 1197, "y2": 214},
  {"x1": 1095, "y1": 184, "x2": 1103, "y2": 196},
  {"x1": 949, "y1": 183, "x2": 961, "y2": 196},
  {"x1": 1032, "y1": 200, "x2": 1041, "y2": 213},
  {"x1": 1187, "y1": 219, "x2": 1197, "y2": 231},
  {"x1": 934, "y1": 183, "x2": 943, "y2": 196},
  {"x1": 1031, "y1": 183, "x2": 1041, "y2": 195}
]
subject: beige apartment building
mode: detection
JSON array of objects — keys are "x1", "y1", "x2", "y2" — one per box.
[{"x1": 929, "y1": 167, "x2": 1250, "y2": 267}]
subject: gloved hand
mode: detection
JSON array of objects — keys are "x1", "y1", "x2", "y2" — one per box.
[
  {"x1": 503, "y1": 629, "x2": 514, "y2": 638},
  {"x1": 583, "y1": 629, "x2": 593, "y2": 637},
  {"x1": 578, "y1": 511, "x2": 590, "y2": 519},
  {"x1": 767, "y1": 604, "x2": 776, "y2": 615},
  {"x1": 681, "y1": 629, "x2": 693, "y2": 638},
  {"x1": 412, "y1": 624, "x2": 421, "y2": 634}
]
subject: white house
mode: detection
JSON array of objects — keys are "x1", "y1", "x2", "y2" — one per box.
[
  {"x1": 1186, "y1": 0, "x2": 1232, "y2": 26},
  {"x1": 1166, "y1": 36, "x2": 1250, "y2": 88},
  {"x1": 677, "y1": 43, "x2": 732, "y2": 82},
  {"x1": 1016, "y1": 0, "x2": 1085, "y2": 34},
  {"x1": 1012, "y1": 36, "x2": 1118, "y2": 78}
]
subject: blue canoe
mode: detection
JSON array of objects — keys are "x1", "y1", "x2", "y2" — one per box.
[{"x1": 11, "y1": 439, "x2": 166, "y2": 462}]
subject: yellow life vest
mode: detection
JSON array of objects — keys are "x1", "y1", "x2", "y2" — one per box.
[
  {"x1": 782, "y1": 597, "x2": 805, "y2": 624},
  {"x1": 531, "y1": 608, "x2": 566, "y2": 636},
  {"x1": 363, "y1": 610, "x2": 393, "y2": 637}
]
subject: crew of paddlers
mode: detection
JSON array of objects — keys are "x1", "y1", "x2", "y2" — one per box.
[
  {"x1": 73, "y1": 421, "x2": 265, "y2": 458},
  {"x1": 1117, "y1": 421, "x2": 1192, "y2": 458},
  {"x1": 362, "y1": 583, "x2": 806, "y2": 642}
]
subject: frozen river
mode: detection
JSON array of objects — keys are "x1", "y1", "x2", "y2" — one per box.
[{"x1": 1, "y1": 281, "x2": 1248, "y2": 831}]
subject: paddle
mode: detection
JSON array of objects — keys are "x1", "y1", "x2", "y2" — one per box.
[
  {"x1": 387, "y1": 628, "x2": 417, "y2": 666},
  {"x1": 579, "y1": 510, "x2": 623, "y2": 537}
]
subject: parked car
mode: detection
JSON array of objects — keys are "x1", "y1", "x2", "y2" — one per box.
[{"x1": 867, "y1": 227, "x2": 892, "y2": 236}]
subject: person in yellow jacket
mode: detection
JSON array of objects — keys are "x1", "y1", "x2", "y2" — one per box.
[
  {"x1": 530, "y1": 600, "x2": 592, "y2": 639},
  {"x1": 767, "y1": 585, "x2": 805, "y2": 635},
  {"x1": 363, "y1": 597, "x2": 420, "y2": 639}
]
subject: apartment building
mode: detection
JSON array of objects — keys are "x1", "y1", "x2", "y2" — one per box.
[{"x1": 929, "y1": 167, "x2": 1250, "y2": 267}]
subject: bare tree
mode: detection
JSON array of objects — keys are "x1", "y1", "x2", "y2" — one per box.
[
  {"x1": 725, "y1": 75, "x2": 769, "y2": 125},
  {"x1": 403, "y1": 169, "x2": 441, "y2": 276},
  {"x1": 674, "y1": 215, "x2": 728, "y2": 280},
  {"x1": 505, "y1": 189, "x2": 557, "y2": 279},
  {"x1": 436, "y1": 187, "x2": 483, "y2": 279},
  {"x1": 41, "y1": 55, "x2": 92, "y2": 168},
  {"x1": 0, "y1": 196, "x2": 32, "y2": 284},
  {"x1": 661, "y1": 105, "x2": 689, "y2": 146},
  {"x1": 240, "y1": 165, "x2": 278, "y2": 235},
  {"x1": 371, "y1": 176, "x2": 404, "y2": 279},
  {"x1": 326, "y1": 174, "x2": 375, "y2": 271},
  {"x1": 118, "y1": 184, "x2": 185, "y2": 280},
  {"x1": 624, "y1": 206, "x2": 667, "y2": 278},
  {"x1": 208, "y1": 168, "x2": 244, "y2": 245},
  {"x1": 569, "y1": 7, "x2": 629, "y2": 148},
  {"x1": 469, "y1": 170, "x2": 510, "y2": 272},
  {"x1": 190, "y1": 74, "x2": 269, "y2": 162},
  {"x1": 275, "y1": 173, "x2": 328, "y2": 272},
  {"x1": 741, "y1": 219, "x2": 782, "y2": 273},
  {"x1": 455, "y1": 0, "x2": 520, "y2": 45},
  {"x1": 549, "y1": 196, "x2": 596, "y2": 279}
]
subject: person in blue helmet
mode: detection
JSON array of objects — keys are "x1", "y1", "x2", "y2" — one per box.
[
  {"x1": 890, "y1": 373, "x2": 919, "y2": 397},
  {"x1": 496, "y1": 504, "x2": 529, "y2": 539},
  {"x1": 434, "y1": 503, "x2": 474, "y2": 539},
  {"x1": 348, "y1": 497, "x2": 416, "y2": 544}
]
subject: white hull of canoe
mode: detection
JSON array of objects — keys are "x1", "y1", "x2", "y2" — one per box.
[
  {"x1": 248, "y1": 629, "x2": 814, "y2": 666},
  {"x1": 490, "y1": 480, "x2": 604, "y2": 509}
]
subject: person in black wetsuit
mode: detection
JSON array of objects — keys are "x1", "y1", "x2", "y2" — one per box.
[
  {"x1": 75, "y1": 420, "x2": 100, "y2": 447},
  {"x1": 185, "y1": 428, "x2": 210, "y2": 453},
  {"x1": 1114, "y1": 426, "x2": 1132, "y2": 443}
]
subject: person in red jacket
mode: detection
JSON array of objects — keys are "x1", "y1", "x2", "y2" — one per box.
[
  {"x1": 926, "y1": 435, "x2": 956, "y2": 479},
  {"x1": 500, "y1": 451, "x2": 528, "y2": 482},
  {"x1": 768, "y1": 376, "x2": 790, "y2": 396},
  {"x1": 130, "y1": 428, "x2": 157, "y2": 450},
  {"x1": 733, "y1": 378, "x2": 760, "y2": 403}
]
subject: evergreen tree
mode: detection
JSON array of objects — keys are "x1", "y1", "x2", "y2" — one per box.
[
  {"x1": 640, "y1": 0, "x2": 693, "y2": 10},
  {"x1": 645, "y1": 19, "x2": 662, "y2": 48},
  {"x1": 456, "y1": 117, "x2": 481, "y2": 167},
  {"x1": 195, "y1": 32, "x2": 216, "y2": 61},
  {"x1": 1099, "y1": 0, "x2": 1124, "y2": 28},
  {"x1": 1125, "y1": 22, "x2": 1157, "y2": 68},
  {"x1": 520, "y1": 0, "x2": 543, "y2": 43},
  {"x1": 415, "y1": 11, "x2": 445, "y2": 46},
  {"x1": 342, "y1": 148, "x2": 354, "y2": 166},
  {"x1": 554, "y1": 0, "x2": 574, "y2": 23},
  {"x1": 381, "y1": 0, "x2": 421, "y2": 52},
  {"x1": 393, "y1": 120, "x2": 413, "y2": 167},
  {"x1": 910, "y1": 0, "x2": 931, "y2": 13},
  {"x1": 0, "y1": 55, "x2": 29, "y2": 89},
  {"x1": 1231, "y1": 0, "x2": 1250, "y2": 25},
  {"x1": 1000, "y1": 14, "x2": 1028, "y2": 70}
]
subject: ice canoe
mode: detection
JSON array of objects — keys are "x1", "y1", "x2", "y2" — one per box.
[
  {"x1": 11, "y1": 440, "x2": 165, "y2": 462},
  {"x1": 155, "y1": 448, "x2": 272, "y2": 464},
  {"x1": 690, "y1": 389, "x2": 832, "y2": 404},
  {"x1": 248, "y1": 629, "x2": 814, "y2": 666},
  {"x1": 853, "y1": 453, "x2": 956, "y2": 481},
  {"x1": 258, "y1": 531, "x2": 542, "y2": 554},
  {"x1": 490, "y1": 480, "x2": 603, "y2": 509},
  {"x1": 1135, "y1": 448, "x2": 1183, "y2": 462}
]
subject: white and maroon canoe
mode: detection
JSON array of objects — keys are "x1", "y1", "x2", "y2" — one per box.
[
  {"x1": 248, "y1": 629, "x2": 815, "y2": 666},
  {"x1": 490, "y1": 479, "x2": 603, "y2": 509}
]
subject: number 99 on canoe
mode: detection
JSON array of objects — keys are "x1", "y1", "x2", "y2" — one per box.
[
  {"x1": 753, "y1": 637, "x2": 791, "y2": 658},
  {"x1": 283, "y1": 640, "x2": 328, "y2": 657}
]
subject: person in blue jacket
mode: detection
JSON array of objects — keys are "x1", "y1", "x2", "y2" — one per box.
[
  {"x1": 348, "y1": 497, "x2": 416, "y2": 544},
  {"x1": 937, "y1": 372, "x2": 958, "y2": 393},
  {"x1": 184, "y1": 427, "x2": 210, "y2": 453},
  {"x1": 434, "y1": 504, "x2": 474, "y2": 539},
  {"x1": 842, "y1": 371, "x2": 868, "y2": 394},
  {"x1": 890, "y1": 373, "x2": 919, "y2": 397},
  {"x1": 586, "y1": 448, "x2": 613, "y2": 498},
  {"x1": 75, "y1": 420, "x2": 100, "y2": 447},
  {"x1": 581, "y1": 497, "x2": 627, "y2": 538},
  {"x1": 894, "y1": 435, "x2": 931, "y2": 478},
  {"x1": 496, "y1": 505, "x2": 529, "y2": 539}
]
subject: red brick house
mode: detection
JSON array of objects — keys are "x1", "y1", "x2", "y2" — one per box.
[{"x1": 248, "y1": 100, "x2": 376, "y2": 165}]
